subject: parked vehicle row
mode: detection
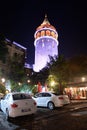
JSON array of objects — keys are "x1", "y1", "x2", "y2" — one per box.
[
  {"x1": 33, "y1": 92, "x2": 70, "y2": 110},
  {"x1": 0, "y1": 91, "x2": 70, "y2": 119}
]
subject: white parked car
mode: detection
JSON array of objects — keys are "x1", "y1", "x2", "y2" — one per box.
[
  {"x1": 61, "y1": 94, "x2": 70, "y2": 105},
  {"x1": 33, "y1": 92, "x2": 64, "y2": 110},
  {"x1": 0, "y1": 92, "x2": 37, "y2": 118}
]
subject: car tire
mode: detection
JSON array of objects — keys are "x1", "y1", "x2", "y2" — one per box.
[{"x1": 47, "y1": 102, "x2": 55, "y2": 110}]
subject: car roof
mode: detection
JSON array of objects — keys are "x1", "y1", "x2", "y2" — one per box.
[
  {"x1": 36, "y1": 92, "x2": 53, "y2": 95},
  {"x1": 6, "y1": 92, "x2": 29, "y2": 95},
  {"x1": 36, "y1": 92, "x2": 60, "y2": 96}
]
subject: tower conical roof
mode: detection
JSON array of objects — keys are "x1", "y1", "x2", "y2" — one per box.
[
  {"x1": 36, "y1": 14, "x2": 56, "y2": 31},
  {"x1": 41, "y1": 14, "x2": 50, "y2": 25}
]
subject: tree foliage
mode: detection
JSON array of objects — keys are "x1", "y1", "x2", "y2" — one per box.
[
  {"x1": 68, "y1": 55, "x2": 87, "y2": 80},
  {"x1": 0, "y1": 83, "x2": 6, "y2": 94},
  {"x1": 47, "y1": 54, "x2": 87, "y2": 93},
  {"x1": 30, "y1": 67, "x2": 49, "y2": 86},
  {"x1": 6, "y1": 53, "x2": 28, "y2": 92},
  {"x1": 8, "y1": 53, "x2": 25, "y2": 82},
  {"x1": 46, "y1": 55, "x2": 69, "y2": 93}
]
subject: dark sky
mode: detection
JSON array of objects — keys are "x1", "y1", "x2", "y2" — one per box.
[{"x1": 0, "y1": 0, "x2": 87, "y2": 64}]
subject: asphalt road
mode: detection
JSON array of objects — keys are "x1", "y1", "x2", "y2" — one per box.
[{"x1": 0, "y1": 101, "x2": 87, "y2": 130}]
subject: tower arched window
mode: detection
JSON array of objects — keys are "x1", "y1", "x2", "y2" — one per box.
[
  {"x1": 51, "y1": 31, "x2": 55, "y2": 37},
  {"x1": 36, "y1": 32, "x2": 41, "y2": 38},
  {"x1": 46, "y1": 30, "x2": 50, "y2": 36},
  {"x1": 41, "y1": 31, "x2": 45, "y2": 36}
]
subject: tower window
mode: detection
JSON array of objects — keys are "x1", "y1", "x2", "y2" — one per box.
[
  {"x1": 41, "y1": 31, "x2": 45, "y2": 36},
  {"x1": 36, "y1": 32, "x2": 41, "y2": 38},
  {"x1": 46, "y1": 30, "x2": 50, "y2": 36}
]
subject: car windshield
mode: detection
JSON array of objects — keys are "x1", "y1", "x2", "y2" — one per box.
[{"x1": 13, "y1": 93, "x2": 31, "y2": 100}]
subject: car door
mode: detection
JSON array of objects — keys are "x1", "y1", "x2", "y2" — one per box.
[
  {"x1": 38, "y1": 93, "x2": 51, "y2": 107},
  {"x1": 38, "y1": 93, "x2": 47, "y2": 107},
  {"x1": 34, "y1": 93, "x2": 43, "y2": 106},
  {"x1": 42, "y1": 93, "x2": 52, "y2": 107}
]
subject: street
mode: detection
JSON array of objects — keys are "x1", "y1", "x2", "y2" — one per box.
[{"x1": 0, "y1": 101, "x2": 87, "y2": 130}]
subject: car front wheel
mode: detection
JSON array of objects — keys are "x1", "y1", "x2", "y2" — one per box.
[{"x1": 47, "y1": 102, "x2": 55, "y2": 110}]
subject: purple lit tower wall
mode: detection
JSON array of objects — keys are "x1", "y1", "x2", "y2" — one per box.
[{"x1": 33, "y1": 15, "x2": 59, "y2": 72}]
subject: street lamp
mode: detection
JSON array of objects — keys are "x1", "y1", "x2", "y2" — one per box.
[
  {"x1": 1, "y1": 78, "x2": 5, "y2": 83},
  {"x1": 27, "y1": 80, "x2": 30, "y2": 83},
  {"x1": 82, "y1": 77, "x2": 85, "y2": 82},
  {"x1": 18, "y1": 82, "x2": 22, "y2": 86}
]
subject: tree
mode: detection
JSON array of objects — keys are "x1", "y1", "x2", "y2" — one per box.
[
  {"x1": 0, "y1": 83, "x2": 6, "y2": 94},
  {"x1": 68, "y1": 55, "x2": 87, "y2": 81},
  {"x1": 7, "y1": 53, "x2": 27, "y2": 91},
  {"x1": 30, "y1": 66, "x2": 49, "y2": 86},
  {"x1": 47, "y1": 55, "x2": 69, "y2": 94},
  {"x1": 8, "y1": 53, "x2": 25, "y2": 81}
]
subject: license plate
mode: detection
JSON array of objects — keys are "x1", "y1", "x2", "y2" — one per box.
[{"x1": 22, "y1": 108, "x2": 31, "y2": 112}]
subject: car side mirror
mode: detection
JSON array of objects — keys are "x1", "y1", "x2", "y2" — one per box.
[{"x1": 34, "y1": 95, "x2": 37, "y2": 98}]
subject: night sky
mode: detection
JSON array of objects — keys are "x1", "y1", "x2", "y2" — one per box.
[{"x1": 0, "y1": 0, "x2": 87, "y2": 64}]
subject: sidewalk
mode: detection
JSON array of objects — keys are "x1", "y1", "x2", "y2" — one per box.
[{"x1": 71, "y1": 99, "x2": 87, "y2": 103}]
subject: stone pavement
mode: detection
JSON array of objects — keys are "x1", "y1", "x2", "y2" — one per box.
[{"x1": 71, "y1": 99, "x2": 87, "y2": 103}]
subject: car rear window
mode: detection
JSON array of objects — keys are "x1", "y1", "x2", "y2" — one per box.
[{"x1": 13, "y1": 94, "x2": 31, "y2": 100}]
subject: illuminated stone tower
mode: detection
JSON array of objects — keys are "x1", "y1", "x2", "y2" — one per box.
[{"x1": 33, "y1": 15, "x2": 59, "y2": 72}]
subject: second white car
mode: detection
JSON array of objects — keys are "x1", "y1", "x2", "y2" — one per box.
[{"x1": 33, "y1": 92, "x2": 64, "y2": 110}]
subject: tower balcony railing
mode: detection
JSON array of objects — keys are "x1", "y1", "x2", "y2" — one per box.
[{"x1": 34, "y1": 36, "x2": 59, "y2": 46}]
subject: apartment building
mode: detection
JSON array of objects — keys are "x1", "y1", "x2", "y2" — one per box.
[{"x1": 0, "y1": 38, "x2": 27, "y2": 79}]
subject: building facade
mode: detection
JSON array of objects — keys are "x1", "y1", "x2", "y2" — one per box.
[
  {"x1": 0, "y1": 38, "x2": 27, "y2": 79},
  {"x1": 33, "y1": 15, "x2": 59, "y2": 72},
  {"x1": 65, "y1": 76, "x2": 87, "y2": 99}
]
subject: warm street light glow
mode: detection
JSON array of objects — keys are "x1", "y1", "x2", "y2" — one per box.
[
  {"x1": 82, "y1": 77, "x2": 85, "y2": 82},
  {"x1": 1, "y1": 78, "x2": 5, "y2": 83},
  {"x1": 27, "y1": 80, "x2": 30, "y2": 83},
  {"x1": 50, "y1": 81, "x2": 55, "y2": 86},
  {"x1": 18, "y1": 82, "x2": 21, "y2": 86}
]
